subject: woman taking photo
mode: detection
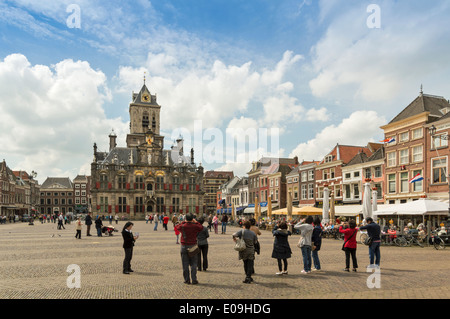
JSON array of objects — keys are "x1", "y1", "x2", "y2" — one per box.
[
  {"x1": 122, "y1": 222, "x2": 138, "y2": 274},
  {"x1": 271, "y1": 221, "x2": 292, "y2": 275},
  {"x1": 339, "y1": 219, "x2": 358, "y2": 272}
]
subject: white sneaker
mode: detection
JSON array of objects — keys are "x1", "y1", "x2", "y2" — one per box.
[
  {"x1": 282, "y1": 271, "x2": 288, "y2": 275},
  {"x1": 312, "y1": 268, "x2": 321, "y2": 272},
  {"x1": 301, "y1": 270, "x2": 310, "y2": 274},
  {"x1": 276, "y1": 272, "x2": 283, "y2": 275}
]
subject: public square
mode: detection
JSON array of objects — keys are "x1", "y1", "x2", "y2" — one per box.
[{"x1": 1, "y1": 220, "x2": 450, "y2": 299}]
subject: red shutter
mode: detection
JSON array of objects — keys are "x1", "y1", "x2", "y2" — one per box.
[
  {"x1": 108, "y1": 205, "x2": 112, "y2": 213},
  {"x1": 186, "y1": 206, "x2": 189, "y2": 213},
  {"x1": 196, "y1": 206, "x2": 199, "y2": 214},
  {"x1": 126, "y1": 205, "x2": 130, "y2": 214},
  {"x1": 142, "y1": 183, "x2": 145, "y2": 190},
  {"x1": 115, "y1": 205, "x2": 119, "y2": 213},
  {"x1": 169, "y1": 184, "x2": 173, "y2": 190},
  {"x1": 126, "y1": 183, "x2": 130, "y2": 190},
  {"x1": 163, "y1": 205, "x2": 166, "y2": 213},
  {"x1": 164, "y1": 183, "x2": 167, "y2": 190},
  {"x1": 108, "y1": 182, "x2": 112, "y2": 189},
  {"x1": 142, "y1": 205, "x2": 145, "y2": 213},
  {"x1": 134, "y1": 183, "x2": 137, "y2": 189},
  {"x1": 186, "y1": 184, "x2": 189, "y2": 191},
  {"x1": 180, "y1": 184, "x2": 183, "y2": 191},
  {"x1": 196, "y1": 184, "x2": 200, "y2": 191},
  {"x1": 96, "y1": 182, "x2": 100, "y2": 189},
  {"x1": 96, "y1": 205, "x2": 100, "y2": 211}
]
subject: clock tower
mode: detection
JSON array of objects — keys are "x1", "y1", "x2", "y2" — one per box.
[{"x1": 126, "y1": 81, "x2": 162, "y2": 149}]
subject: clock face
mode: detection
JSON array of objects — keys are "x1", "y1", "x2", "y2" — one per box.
[{"x1": 142, "y1": 94, "x2": 150, "y2": 102}]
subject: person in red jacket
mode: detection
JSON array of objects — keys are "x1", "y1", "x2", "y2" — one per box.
[
  {"x1": 175, "y1": 213, "x2": 203, "y2": 284},
  {"x1": 163, "y1": 214, "x2": 169, "y2": 231},
  {"x1": 339, "y1": 220, "x2": 359, "y2": 272}
]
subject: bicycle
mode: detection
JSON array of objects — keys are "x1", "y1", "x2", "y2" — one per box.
[
  {"x1": 359, "y1": 231, "x2": 368, "y2": 245},
  {"x1": 429, "y1": 231, "x2": 446, "y2": 250},
  {"x1": 404, "y1": 234, "x2": 424, "y2": 248}
]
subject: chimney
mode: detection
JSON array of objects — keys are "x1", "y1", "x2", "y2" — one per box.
[
  {"x1": 294, "y1": 156, "x2": 299, "y2": 165},
  {"x1": 109, "y1": 129, "x2": 117, "y2": 151}
]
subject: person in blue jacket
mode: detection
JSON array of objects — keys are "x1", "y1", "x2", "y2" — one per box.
[{"x1": 359, "y1": 217, "x2": 381, "y2": 268}]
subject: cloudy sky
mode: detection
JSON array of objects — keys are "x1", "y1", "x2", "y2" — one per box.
[{"x1": 1, "y1": 0, "x2": 449, "y2": 182}]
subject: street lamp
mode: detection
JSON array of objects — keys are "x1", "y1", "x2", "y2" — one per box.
[{"x1": 429, "y1": 125, "x2": 450, "y2": 222}]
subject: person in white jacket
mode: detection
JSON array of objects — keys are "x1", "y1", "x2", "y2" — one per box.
[{"x1": 294, "y1": 216, "x2": 314, "y2": 274}]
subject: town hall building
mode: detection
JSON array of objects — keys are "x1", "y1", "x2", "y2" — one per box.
[{"x1": 90, "y1": 81, "x2": 205, "y2": 219}]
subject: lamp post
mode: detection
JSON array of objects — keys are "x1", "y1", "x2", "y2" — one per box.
[{"x1": 429, "y1": 125, "x2": 450, "y2": 221}]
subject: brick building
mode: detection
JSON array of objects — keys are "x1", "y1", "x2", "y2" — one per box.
[
  {"x1": 203, "y1": 170, "x2": 234, "y2": 214},
  {"x1": 380, "y1": 90, "x2": 450, "y2": 204},
  {"x1": 40, "y1": 177, "x2": 74, "y2": 216},
  {"x1": 315, "y1": 144, "x2": 376, "y2": 207}
]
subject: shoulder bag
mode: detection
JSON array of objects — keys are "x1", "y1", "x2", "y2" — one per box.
[
  {"x1": 342, "y1": 229, "x2": 357, "y2": 251},
  {"x1": 234, "y1": 229, "x2": 247, "y2": 252}
]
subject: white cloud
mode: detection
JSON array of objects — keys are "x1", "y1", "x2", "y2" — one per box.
[
  {"x1": 0, "y1": 54, "x2": 127, "y2": 180},
  {"x1": 309, "y1": 0, "x2": 450, "y2": 106},
  {"x1": 289, "y1": 110, "x2": 386, "y2": 161}
]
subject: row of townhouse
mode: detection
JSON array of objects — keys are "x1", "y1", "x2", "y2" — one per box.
[
  {"x1": 213, "y1": 88, "x2": 450, "y2": 215},
  {"x1": 39, "y1": 175, "x2": 91, "y2": 216},
  {"x1": 0, "y1": 159, "x2": 40, "y2": 218}
]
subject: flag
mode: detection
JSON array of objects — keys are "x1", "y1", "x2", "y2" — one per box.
[
  {"x1": 409, "y1": 173, "x2": 424, "y2": 183},
  {"x1": 380, "y1": 137, "x2": 395, "y2": 143}
]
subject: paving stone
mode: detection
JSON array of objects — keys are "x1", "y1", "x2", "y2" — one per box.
[{"x1": 1, "y1": 221, "x2": 450, "y2": 299}]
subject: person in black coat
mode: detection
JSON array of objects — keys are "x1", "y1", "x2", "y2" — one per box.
[
  {"x1": 95, "y1": 216, "x2": 103, "y2": 237},
  {"x1": 271, "y1": 221, "x2": 292, "y2": 275},
  {"x1": 122, "y1": 222, "x2": 138, "y2": 274},
  {"x1": 85, "y1": 213, "x2": 93, "y2": 236},
  {"x1": 312, "y1": 217, "x2": 323, "y2": 271}
]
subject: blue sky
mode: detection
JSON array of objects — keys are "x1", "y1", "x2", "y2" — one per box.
[{"x1": 1, "y1": 0, "x2": 450, "y2": 180}]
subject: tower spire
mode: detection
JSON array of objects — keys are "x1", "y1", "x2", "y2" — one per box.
[{"x1": 143, "y1": 71, "x2": 146, "y2": 85}]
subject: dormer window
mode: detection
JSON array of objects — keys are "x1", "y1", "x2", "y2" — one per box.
[{"x1": 325, "y1": 155, "x2": 333, "y2": 163}]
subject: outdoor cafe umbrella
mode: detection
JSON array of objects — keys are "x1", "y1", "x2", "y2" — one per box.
[
  {"x1": 287, "y1": 191, "x2": 293, "y2": 221},
  {"x1": 362, "y1": 182, "x2": 372, "y2": 220},
  {"x1": 268, "y1": 196, "x2": 272, "y2": 219},
  {"x1": 372, "y1": 187, "x2": 378, "y2": 220},
  {"x1": 330, "y1": 191, "x2": 335, "y2": 224},
  {"x1": 322, "y1": 187, "x2": 330, "y2": 225}
]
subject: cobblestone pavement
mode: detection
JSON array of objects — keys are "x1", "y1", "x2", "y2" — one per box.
[{"x1": 1, "y1": 220, "x2": 450, "y2": 299}]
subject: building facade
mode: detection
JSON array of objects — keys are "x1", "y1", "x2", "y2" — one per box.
[
  {"x1": 203, "y1": 171, "x2": 234, "y2": 214},
  {"x1": 381, "y1": 91, "x2": 450, "y2": 204},
  {"x1": 0, "y1": 160, "x2": 40, "y2": 218},
  {"x1": 73, "y1": 175, "x2": 91, "y2": 214},
  {"x1": 90, "y1": 82, "x2": 205, "y2": 219},
  {"x1": 40, "y1": 177, "x2": 74, "y2": 216}
]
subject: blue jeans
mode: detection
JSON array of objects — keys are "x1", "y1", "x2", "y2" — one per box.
[
  {"x1": 300, "y1": 246, "x2": 312, "y2": 272},
  {"x1": 369, "y1": 241, "x2": 381, "y2": 266},
  {"x1": 154, "y1": 221, "x2": 158, "y2": 231},
  {"x1": 312, "y1": 250, "x2": 321, "y2": 270},
  {"x1": 221, "y1": 222, "x2": 227, "y2": 233}
]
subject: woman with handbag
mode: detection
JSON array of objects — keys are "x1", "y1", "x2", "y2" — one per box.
[
  {"x1": 232, "y1": 220, "x2": 258, "y2": 284},
  {"x1": 339, "y1": 220, "x2": 359, "y2": 272}
]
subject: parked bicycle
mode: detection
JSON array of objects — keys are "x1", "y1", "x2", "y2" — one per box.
[{"x1": 429, "y1": 230, "x2": 445, "y2": 250}]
